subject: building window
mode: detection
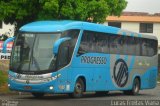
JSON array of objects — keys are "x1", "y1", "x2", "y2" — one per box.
[
  {"x1": 0, "y1": 21, "x2": 2, "y2": 29},
  {"x1": 108, "y1": 22, "x2": 121, "y2": 28},
  {"x1": 140, "y1": 23, "x2": 153, "y2": 33}
]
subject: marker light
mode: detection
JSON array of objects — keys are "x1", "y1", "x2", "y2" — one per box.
[
  {"x1": 49, "y1": 86, "x2": 54, "y2": 90},
  {"x1": 8, "y1": 84, "x2": 10, "y2": 87}
]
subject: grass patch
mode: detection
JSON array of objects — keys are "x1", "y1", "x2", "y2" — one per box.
[
  {"x1": 0, "y1": 71, "x2": 7, "y2": 86},
  {"x1": 158, "y1": 76, "x2": 160, "y2": 82},
  {"x1": 0, "y1": 70, "x2": 10, "y2": 93},
  {"x1": 158, "y1": 73, "x2": 160, "y2": 82}
]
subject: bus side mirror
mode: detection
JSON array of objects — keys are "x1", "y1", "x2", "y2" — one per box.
[
  {"x1": 53, "y1": 37, "x2": 71, "y2": 55},
  {"x1": 2, "y1": 37, "x2": 15, "y2": 53}
]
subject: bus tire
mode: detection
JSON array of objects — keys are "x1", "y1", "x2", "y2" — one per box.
[
  {"x1": 95, "y1": 91, "x2": 109, "y2": 96},
  {"x1": 70, "y1": 78, "x2": 84, "y2": 98},
  {"x1": 32, "y1": 92, "x2": 44, "y2": 98},
  {"x1": 123, "y1": 78, "x2": 140, "y2": 95}
]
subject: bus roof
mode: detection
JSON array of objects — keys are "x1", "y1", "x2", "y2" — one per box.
[{"x1": 19, "y1": 20, "x2": 157, "y2": 40}]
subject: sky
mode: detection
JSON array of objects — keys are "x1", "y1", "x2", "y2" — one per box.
[{"x1": 124, "y1": 0, "x2": 160, "y2": 14}]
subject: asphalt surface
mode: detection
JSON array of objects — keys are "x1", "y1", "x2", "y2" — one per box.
[{"x1": 0, "y1": 85, "x2": 160, "y2": 106}]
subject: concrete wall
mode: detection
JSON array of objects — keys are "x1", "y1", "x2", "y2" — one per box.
[
  {"x1": 121, "y1": 22, "x2": 139, "y2": 32},
  {"x1": 153, "y1": 23, "x2": 160, "y2": 45}
]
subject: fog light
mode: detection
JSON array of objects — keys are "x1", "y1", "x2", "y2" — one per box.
[
  {"x1": 49, "y1": 86, "x2": 54, "y2": 90},
  {"x1": 8, "y1": 84, "x2": 10, "y2": 87}
]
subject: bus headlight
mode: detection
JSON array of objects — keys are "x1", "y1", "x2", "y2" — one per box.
[{"x1": 49, "y1": 86, "x2": 54, "y2": 90}]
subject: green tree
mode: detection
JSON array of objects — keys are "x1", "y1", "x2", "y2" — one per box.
[{"x1": 0, "y1": 0, "x2": 127, "y2": 32}]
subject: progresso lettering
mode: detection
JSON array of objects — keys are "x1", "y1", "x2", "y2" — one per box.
[{"x1": 81, "y1": 56, "x2": 106, "y2": 64}]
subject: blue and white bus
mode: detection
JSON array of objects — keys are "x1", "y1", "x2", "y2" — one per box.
[{"x1": 4, "y1": 21, "x2": 158, "y2": 98}]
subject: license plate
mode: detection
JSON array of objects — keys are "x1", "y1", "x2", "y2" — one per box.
[{"x1": 24, "y1": 86, "x2": 32, "y2": 90}]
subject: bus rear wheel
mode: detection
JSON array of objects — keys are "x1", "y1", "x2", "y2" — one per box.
[
  {"x1": 32, "y1": 92, "x2": 44, "y2": 98},
  {"x1": 123, "y1": 78, "x2": 140, "y2": 95},
  {"x1": 70, "y1": 78, "x2": 84, "y2": 98}
]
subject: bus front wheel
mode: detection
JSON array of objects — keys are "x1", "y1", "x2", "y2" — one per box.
[
  {"x1": 123, "y1": 78, "x2": 140, "y2": 95},
  {"x1": 70, "y1": 78, "x2": 84, "y2": 98},
  {"x1": 32, "y1": 92, "x2": 44, "y2": 98}
]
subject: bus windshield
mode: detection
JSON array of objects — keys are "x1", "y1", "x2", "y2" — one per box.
[{"x1": 10, "y1": 30, "x2": 79, "y2": 74}]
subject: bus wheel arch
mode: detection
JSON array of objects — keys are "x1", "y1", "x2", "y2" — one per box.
[
  {"x1": 78, "y1": 76, "x2": 86, "y2": 92},
  {"x1": 132, "y1": 77, "x2": 141, "y2": 95},
  {"x1": 70, "y1": 76, "x2": 86, "y2": 98},
  {"x1": 124, "y1": 76, "x2": 141, "y2": 95},
  {"x1": 135, "y1": 76, "x2": 141, "y2": 90},
  {"x1": 132, "y1": 75, "x2": 141, "y2": 90}
]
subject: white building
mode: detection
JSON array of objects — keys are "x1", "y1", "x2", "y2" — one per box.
[
  {"x1": 0, "y1": 21, "x2": 15, "y2": 37},
  {"x1": 105, "y1": 12, "x2": 160, "y2": 52}
]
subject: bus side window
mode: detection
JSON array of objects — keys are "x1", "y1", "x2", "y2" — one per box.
[
  {"x1": 94, "y1": 34, "x2": 102, "y2": 53},
  {"x1": 78, "y1": 31, "x2": 110, "y2": 55},
  {"x1": 95, "y1": 33, "x2": 109, "y2": 53},
  {"x1": 141, "y1": 39, "x2": 148, "y2": 56},
  {"x1": 117, "y1": 36, "x2": 127, "y2": 55},
  {"x1": 78, "y1": 31, "x2": 88, "y2": 55},
  {"x1": 151, "y1": 40, "x2": 158, "y2": 56},
  {"x1": 127, "y1": 36, "x2": 136, "y2": 55},
  {"x1": 78, "y1": 31, "x2": 94, "y2": 55},
  {"x1": 147, "y1": 40, "x2": 153, "y2": 56},
  {"x1": 57, "y1": 41, "x2": 70, "y2": 69},
  {"x1": 109, "y1": 35, "x2": 118, "y2": 54},
  {"x1": 136, "y1": 38, "x2": 157, "y2": 57},
  {"x1": 143, "y1": 39, "x2": 157, "y2": 56},
  {"x1": 135, "y1": 38, "x2": 141, "y2": 56}
]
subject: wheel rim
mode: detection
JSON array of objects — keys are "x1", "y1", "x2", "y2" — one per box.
[
  {"x1": 134, "y1": 80, "x2": 139, "y2": 93},
  {"x1": 75, "y1": 83, "x2": 82, "y2": 94}
]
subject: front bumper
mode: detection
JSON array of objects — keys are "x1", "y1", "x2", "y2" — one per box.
[{"x1": 8, "y1": 79, "x2": 57, "y2": 93}]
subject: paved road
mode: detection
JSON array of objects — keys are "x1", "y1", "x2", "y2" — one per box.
[{"x1": 0, "y1": 85, "x2": 160, "y2": 106}]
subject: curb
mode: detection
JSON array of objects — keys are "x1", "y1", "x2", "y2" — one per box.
[{"x1": 0, "y1": 92, "x2": 30, "y2": 96}]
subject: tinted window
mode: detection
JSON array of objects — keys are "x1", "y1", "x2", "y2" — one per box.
[
  {"x1": 78, "y1": 31, "x2": 95, "y2": 53},
  {"x1": 57, "y1": 29, "x2": 80, "y2": 69},
  {"x1": 135, "y1": 38, "x2": 141, "y2": 56},
  {"x1": 96, "y1": 33, "x2": 109, "y2": 53},
  {"x1": 92, "y1": 33, "x2": 109, "y2": 53},
  {"x1": 78, "y1": 31, "x2": 109, "y2": 54},
  {"x1": 127, "y1": 37, "x2": 136, "y2": 55},
  {"x1": 78, "y1": 30, "x2": 157, "y2": 57},
  {"x1": 141, "y1": 39, "x2": 148, "y2": 56},
  {"x1": 57, "y1": 41, "x2": 69, "y2": 69},
  {"x1": 141, "y1": 39, "x2": 157, "y2": 56},
  {"x1": 109, "y1": 35, "x2": 128, "y2": 55},
  {"x1": 109, "y1": 35, "x2": 119, "y2": 54}
]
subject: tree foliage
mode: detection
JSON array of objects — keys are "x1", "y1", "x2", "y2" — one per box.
[{"x1": 0, "y1": 0, "x2": 127, "y2": 29}]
